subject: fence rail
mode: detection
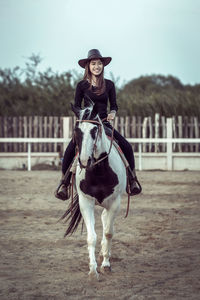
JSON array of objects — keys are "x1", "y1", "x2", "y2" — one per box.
[
  {"x1": 0, "y1": 114, "x2": 200, "y2": 153},
  {"x1": 0, "y1": 137, "x2": 200, "y2": 171}
]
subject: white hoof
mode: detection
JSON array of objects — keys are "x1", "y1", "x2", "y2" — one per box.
[
  {"x1": 88, "y1": 270, "x2": 99, "y2": 281},
  {"x1": 100, "y1": 265, "x2": 112, "y2": 274}
]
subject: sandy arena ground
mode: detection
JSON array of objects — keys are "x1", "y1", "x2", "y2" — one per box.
[{"x1": 0, "y1": 170, "x2": 200, "y2": 300}]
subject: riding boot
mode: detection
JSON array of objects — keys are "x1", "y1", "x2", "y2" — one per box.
[
  {"x1": 54, "y1": 172, "x2": 72, "y2": 201},
  {"x1": 127, "y1": 167, "x2": 142, "y2": 196}
]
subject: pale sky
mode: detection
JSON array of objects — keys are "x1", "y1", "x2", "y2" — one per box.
[{"x1": 0, "y1": 0, "x2": 200, "y2": 85}]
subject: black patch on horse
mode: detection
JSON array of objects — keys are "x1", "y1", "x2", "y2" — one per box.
[
  {"x1": 90, "y1": 126, "x2": 98, "y2": 140},
  {"x1": 80, "y1": 152, "x2": 119, "y2": 203},
  {"x1": 74, "y1": 127, "x2": 83, "y2": 154}
]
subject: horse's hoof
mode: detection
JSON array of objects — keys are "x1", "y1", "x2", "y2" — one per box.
[
  {"x1": 100, "y1": 265, "x2": 112, "y2": 274},
  {"x1": 88, "y1": 270, "x2": 99, "y2": 281}
]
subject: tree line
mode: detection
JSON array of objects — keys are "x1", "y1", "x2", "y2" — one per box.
[{"x1": 0, "y1": 54, "x2": 199, "y2": 117}]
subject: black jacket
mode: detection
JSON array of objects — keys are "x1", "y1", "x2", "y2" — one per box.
[{"x1": 74, "y1": 79, "x2": 118, "y2": 119}]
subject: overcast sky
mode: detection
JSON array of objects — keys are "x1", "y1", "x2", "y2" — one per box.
[{"x1": 0, "y1": 0, "x2": 200, "y2": 86}]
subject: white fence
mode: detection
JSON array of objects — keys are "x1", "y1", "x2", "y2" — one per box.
[{"x1": 0, "y1": 118, "x2": 200, "y2": 171}]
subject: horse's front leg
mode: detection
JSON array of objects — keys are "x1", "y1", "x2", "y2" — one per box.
[
  {"x1": 79, "y1": 195, "x2": 98, "y2": 279},
  {"x1": 100, "y1": 196, "x2": 121, "y2": 272}
]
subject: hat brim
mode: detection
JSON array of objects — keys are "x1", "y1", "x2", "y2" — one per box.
[{"x1": 78, "y1": 57, "x2": 112, "y2": 68}]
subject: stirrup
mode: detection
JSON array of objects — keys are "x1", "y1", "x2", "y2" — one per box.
[
  {"x1": 126, "y1": 168, "x2": 142, "y2": 196},
  {"x1": 129, "y1": 178, "x2": 142, "y2": 195},
  {"x1": 54, "y1": 182, "x2": 71, "y2": 201}
]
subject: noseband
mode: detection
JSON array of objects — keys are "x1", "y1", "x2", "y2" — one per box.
[{"x1": 75, "y1": 119, "x2": 114, "y2": 168}]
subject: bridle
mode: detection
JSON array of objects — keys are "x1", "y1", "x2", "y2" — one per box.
[{"x1": 75, "y1": 118, "x2": 115, "y2": 168}]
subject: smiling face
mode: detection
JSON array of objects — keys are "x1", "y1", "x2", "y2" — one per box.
[{"x1": 89, "y1": 59, "x2": 104, "y2": 77}]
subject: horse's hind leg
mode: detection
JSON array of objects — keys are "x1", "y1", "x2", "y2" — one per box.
[
  {"x1": 79, "y1": 195, "x2": 98, "y2": 279},
  {"x1": 100, "y1": 196, "x2": 120, "y2": 272}
]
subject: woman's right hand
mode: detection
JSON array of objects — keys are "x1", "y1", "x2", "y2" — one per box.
[{"x1": 107, "y1": 112, "x2": 116, "y2": 121}]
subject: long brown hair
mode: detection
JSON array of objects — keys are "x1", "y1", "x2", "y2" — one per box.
[{"x1": 83, "y1": 60, "x2": 106, "y2": 95}]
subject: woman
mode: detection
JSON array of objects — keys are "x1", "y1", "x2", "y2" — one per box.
[{"x1": 55, "y1": 49, "x2": 141, "y2": 200}]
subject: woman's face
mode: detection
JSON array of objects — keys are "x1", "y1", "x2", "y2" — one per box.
[{"x1": 89, "y1": 59, "x2": 103, "y2": 76}]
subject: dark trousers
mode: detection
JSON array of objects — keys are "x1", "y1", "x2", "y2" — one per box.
[{"x1": 62, "y1": 123, "x2": 135, "y2": 174}]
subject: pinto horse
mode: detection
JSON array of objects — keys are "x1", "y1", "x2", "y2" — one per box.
[{"x1": 61, "y1": 103, "x2": 127, "y2": 279}]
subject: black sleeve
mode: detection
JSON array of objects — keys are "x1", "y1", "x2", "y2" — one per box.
[
  {"x1": 108, "y1": 81, "x2": 118, "y2": 112},
  {"x1": 74, "y1": 81, "x2": 84, "y2": 109}
]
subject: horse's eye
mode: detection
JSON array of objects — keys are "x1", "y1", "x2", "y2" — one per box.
[
  {"x1": 74, "y1": 128, "x2": 83, "y2": 144},
  {"x1": 90, "y1": 127, "x2": 98, "y2": 140}
]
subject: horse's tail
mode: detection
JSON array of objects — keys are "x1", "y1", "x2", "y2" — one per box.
[{"x1": 59, "y1": 194, "x2": 82, "y2": 237}]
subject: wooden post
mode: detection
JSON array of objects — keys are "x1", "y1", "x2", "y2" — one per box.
[
  {"x1": 178, "y1": 116, "x2": 183, "y2": 152},
  {"x1": 142, "y1": 117, "x2": 148, "y2": 152},
  {"x1": 23, "y1": 116, "x2": 27, "y2": 152},
  {"x1": 28, "y1": 142, "x2": 31, "y2": 171},
  {"x1": 194, "y1": 117, "x2": 199, "y2": 152},
  {"x1": 154, "y1": 113, "x2": 160, "y2": 153},
  {"x1": 49, "y1": 116, "x2": 53, "y2": 152},
  {"x1": 138, "y1": 143, "x2": 142, "y2": 171},
  {"x1": 33, "y1": 116, "x2": 38, "y2": 152},
  {"x1": 0, "y1": 117, "x2": 2, "y2": 152},
  {"x1": 148, "y1": 116, "x2": 153, "y2": 152},
  {"x1": 8, "y1": 116, "x2": 13, "y2": 152},
  {"x1": 115, "y1": 116, "x2": 119, "y2": 132},
  {"x1": 19, "y1": 116, "x2": 23, "y2": 152},
  {"x1": 137, "y1": 116, "x2": 142, "y2": 153},
  {"x1": 131, "y1": 116, "x2": 136, "y2": 151},
  {"x1": 119, "y1": 116, "x2": 125, "y2": 136},
  {"x1": 189, "y1": 116, "x2": 194, "y2": 152},
  {"x1": 38, "y1": 116, "x2": 43, "y2": 152},
  {"x1": 172, "y1": 116, "x2": 177, "y2": 152},
  {"x1": 53, "y1": 116, "x2": 59, "y2": 152},
  {"x1": 125, "y1": 116, "x2": 130, "y2": 138},
  {"x1": 44, "y1": 116, "x2": 47, "y2": 152},
  {"x1": 184, "y1": 116, "x2": 189, "y2": 152},
  {"x1": 63, "y1": 117, "x2": 70, "y2": 155},
  {"x1": 30, "y1": 116, "x2": 34, "y2": 153},
  {"x1": 167, "y1": 118, "x2": 173, "y2": 170},
  {"x1": 13, "y1": 117, "x2": 18, "y2": 152},
  {"x1": 161, "y1": 116, "x2": 166, "y2": 152}
]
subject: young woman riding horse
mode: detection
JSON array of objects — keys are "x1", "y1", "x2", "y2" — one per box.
[{"x1": 55, "y1": 49, "x2": 142, "y2": 200}]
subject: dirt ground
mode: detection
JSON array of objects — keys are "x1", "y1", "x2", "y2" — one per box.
[{"x1": 0, "y1": 170, "x2": 200, "y2": 300}]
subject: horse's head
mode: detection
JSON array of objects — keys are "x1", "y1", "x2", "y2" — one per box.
[{"x1": 71, "y1": 102, "x2": 104, "y2": 169}]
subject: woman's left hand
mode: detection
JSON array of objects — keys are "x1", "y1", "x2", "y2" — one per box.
[{"x1": 107, "y1": 112, "x2": 116, "y2": 121}]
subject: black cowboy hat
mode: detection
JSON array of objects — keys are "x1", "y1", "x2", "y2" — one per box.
[{"x1": 78, "y1": 49, "x2": 112, "y2": 68}]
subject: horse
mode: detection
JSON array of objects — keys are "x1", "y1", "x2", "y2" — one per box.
[{"x1": 61, "y1": 103, "x2": 127, "y2": 279}]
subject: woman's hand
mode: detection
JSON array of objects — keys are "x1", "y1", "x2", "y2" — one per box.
[{"x1": 107, "y1": 111, "x2": 116, "y2": 121}]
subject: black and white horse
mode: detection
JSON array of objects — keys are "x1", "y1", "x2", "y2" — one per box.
[{"x1": 61, "y1": 103, "x2": 127, "y2": 279}]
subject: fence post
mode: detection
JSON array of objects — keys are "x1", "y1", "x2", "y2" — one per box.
[
  {"x1": 138, "y1": 143, "x2": 142, "y2": 171},
  {"x1": 28, "y1": 142, "x2": 31, "y2": 171},
  {"x1": 63, "y1": 117, "x2": 70, "y2": 154},
  {"x1": 155, "y1": 113, "x2": 160, "y2": 152},
  {"x1": 167, "y1": 118, "x2": 173, "y2": 170}
]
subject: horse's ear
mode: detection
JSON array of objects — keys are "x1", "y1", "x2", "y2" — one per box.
[
  {"x1": 84, "y1": 95, "x2": 94, "y2": 108},
  {"x1": 90, "y1": 105, "x2": 98, "y2": 120},
  {"x1": 71, "y1": 103, "x2": 80, "y2": 118}
]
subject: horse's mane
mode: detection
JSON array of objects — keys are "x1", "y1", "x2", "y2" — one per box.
[{"x1": 78, "y1": 96, "x2": 100, "y2": 123}]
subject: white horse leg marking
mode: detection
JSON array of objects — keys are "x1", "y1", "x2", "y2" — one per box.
[
  {"x1": 100, "y1": 196, "x2": 121, "y2": 271},
  {"x1": 78, "y1": 195, "x2": 99, "y2": 279}
]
